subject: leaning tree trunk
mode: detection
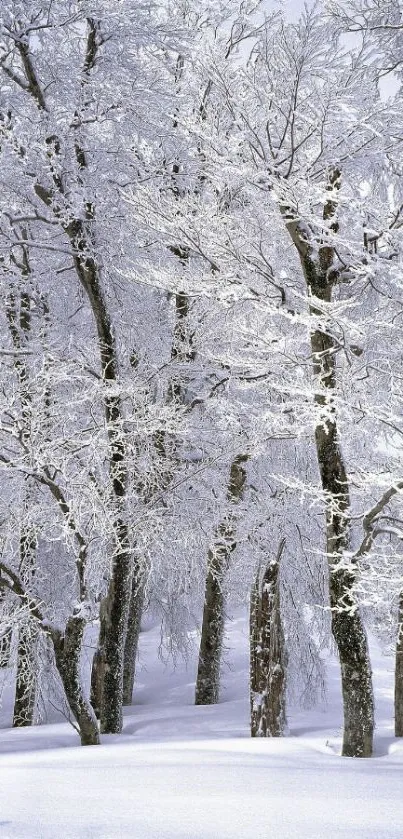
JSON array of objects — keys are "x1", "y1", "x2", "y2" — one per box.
[
  {"x1": 395, "y1": 592, "x2": 403, "y2": 736},
  {"x1": 63, "y1": 227, "x2": 133, "y2": 735},
  {"x1": 284, "y1": 176, "x2": 374, "y2": 757},
  {"x1": 195, "y1": 454, "x2": 248, "y2": 705},
  {"x1": 52, "y1": 616, "x2": 100, "y2": 746},
  {"x1": 250, "y1": 538, "x2": 287, "y2": 737}
]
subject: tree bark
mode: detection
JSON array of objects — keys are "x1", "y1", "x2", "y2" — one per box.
[
  {"x1": 250, "y1": 539, "x2": 287, "y2": 737},
  {"x1": 52, "y1": 617, "x2": 100, "y2": 746},
  {"x1": 96, "y1": 524, "x2": 132, "y2": 735},
  {"x1": 395, "y1": 592, "x2": 403, "y2": 736},
  {"x1": 283, "y1": 180, "x2": 374, "y2": 757},
  {"x1": 123, "y1": 562, "x2": 145, "y2": 706},
  {"x1": 195, "y1": 454, "x2": 248, "y2": 705}
]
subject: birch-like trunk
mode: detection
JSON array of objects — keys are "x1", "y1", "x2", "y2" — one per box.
[
  {"x1": 195, "y1": 454, "x2": 248, "y2": 705},
  {"x1": 250, "y1": 539, "x2": 286, "y2": 737}
]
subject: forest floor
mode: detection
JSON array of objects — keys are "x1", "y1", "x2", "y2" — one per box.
[{"x1": 0, "y1": 613, "x2": 402, "y2": 838}]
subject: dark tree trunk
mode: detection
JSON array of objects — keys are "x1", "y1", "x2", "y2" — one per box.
[
  {"x1": 195, "y1": 455, "x2": 248, "y2": 705},
  {"x1": 250, "y1": 539, "x2": 287, "y2": 737},
  {"x1": 311, "y1": 323, "x2": 373, "y2": 758},
  {"x1": 64, "y1": 232, "x2": 133, "y2": 735},
  {"x1": 283, "y1": 179, "x2": 374, "y2": 757},
  {"x1": 395, "y1": 592, "x2": 403, "y2": 736},
  {"x1": 97, "y1": 521, "x2": 132, "y2": 734},
  {"x1": 195, "y1": 553, "x2": 225, "y2": 705},
  {"x1": 310, "y1": 288, "x2": 373, "y2": 758},
  {"x1": 28, "y1": 40, "x2": 133, "y2": 735},
  {"x1": 52, "y1": 617, "x2": 100, "y2": 746},
  {"x1": 123, "y1": 562, "x2": 145, "y2": 706},
  {"x1": 90, "y1": 597, "x2": 108, "y2": 719}
]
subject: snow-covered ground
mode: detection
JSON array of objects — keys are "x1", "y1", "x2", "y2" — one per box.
[{"x1": 0, "y1": 614, "x2": 402, "y2": 838}]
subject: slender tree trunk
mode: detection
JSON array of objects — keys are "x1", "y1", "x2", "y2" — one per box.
[
  {"x1": 195, "y1": 454, "x2": 248, "y2": 705},
  {"x1": 123, "y1": 562, "x2": 145, "y2": 706},
  {"x1": 395, "y1": 592, "x2": 403, "y2": 736},
  {"x1": 64, "y1": 234, "x2": 133, "y2": 735},
  {"x1": 284, "y1": 179, "x2": 374, "y2": 757},
  {"x1": 309, "y1": 284, "x2": 373, "y2": 758},
  {"x1": 250, "y1": 539, "x2": 287, "y2": 737},
  {"x1": 52, "y1": 617, "x2": 100, "y2": 746},
  {"x1": 195, "y1": 550, "x2": 225, "y2": 705}
]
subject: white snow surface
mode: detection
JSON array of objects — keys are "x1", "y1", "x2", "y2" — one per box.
[{"x1": 0, "y1": 614, "x2": 403, "y2": 838}]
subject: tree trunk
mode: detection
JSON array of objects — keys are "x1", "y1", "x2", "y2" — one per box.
[
  {"x1": 26, "y1": 37, "x2": 134, "y2": 734},
  {"x1": 284, "y1": 184, "x2": 374, "y2": 757},
  {"x1": 395, "y1": 592, "x2": 403, "y2": 736},
  {"x1": 195, "y1": 554, "x2": 225, "y2": 705},
  {"x1": 195, "y1": 454, "x2": 248, "y2": 705},
  {"x1": 250, "y1": 539, "x2": 287, "y2": 737},
  {"x1": 98, "y1": 522, "x2": 132, "y2": 734},
  {"x1": 310, "y1": 293, "x2": 373, "y2": 759},
  {"x1": 52, "y1": 617, "x2": 100, "y2": 746},
  {"x1": 123, "y1": 563, "x2": 145, "y2": 705},
  {"x1": 6, "y1": 282, "x2": 39, "y2": 726},
  {"x1": 65, "y1": 236, "x2": 132, "y2": 735}
]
